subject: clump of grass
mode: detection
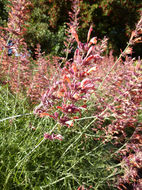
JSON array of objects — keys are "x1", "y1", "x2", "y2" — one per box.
[{"x1": 0, "y1": 85, "x2": 123, "y2": 190}]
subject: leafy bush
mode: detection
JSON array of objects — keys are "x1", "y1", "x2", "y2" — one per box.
[
  {"x1": 0, "y1": 0, "x2": 9, "y2": 26},
  {"x1": 0, "y1": 0, "x2": 141, "y2": 56}
]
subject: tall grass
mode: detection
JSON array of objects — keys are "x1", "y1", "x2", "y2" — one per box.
[{"x1": 0, "y1": 85, "x2": 124, "y2": 190}]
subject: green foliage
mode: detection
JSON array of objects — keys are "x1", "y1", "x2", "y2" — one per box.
[
  {"x1": 0, "y1": 0, "x2": 9, "y2": 26},
  {"x1": 79, "y1": 0, "x2": 141, "y2": 55},
  {"x1": 25, "y1": 22, "x2": 66, "y2": 56},
  {"x1": 24, "y1": 0, "x2": 70, "y2": 56},
  {"x1": 0, "y1": 0, "x2": 141, "y2": 56},
  {"x1": 0, "y1": 85, "x2": 121, "y2": 189}
]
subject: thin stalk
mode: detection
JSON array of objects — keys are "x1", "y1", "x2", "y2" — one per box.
[
  {"x1": 98, "y1": 28, "x2": 135, "y2": 90},
  {"x1": 14, "y1": 138, "x2": 45, "y2": 169},
  {"x1": 98, "y1": 43, "x2": 129, "y2": 90},
  {"x1": 14, "y1": 123, "x2": 58, "y2": 169},
  {"x1": 0, "y1": 113, "x2": 33, "y2": 122}
]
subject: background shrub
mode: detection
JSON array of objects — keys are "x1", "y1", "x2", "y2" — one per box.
[{"x1": 0, "y1": 0, "x2": 141, "y2": 56}]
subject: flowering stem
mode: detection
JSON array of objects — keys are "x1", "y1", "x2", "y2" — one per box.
[
  {"x1": 98, "y1": 23, "x2": 137, "y2": 91},
  {"x1": 98, "y1": 43, "x2": 130, "y2": 90}
]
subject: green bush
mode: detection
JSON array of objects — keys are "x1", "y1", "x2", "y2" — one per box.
[
  {"x1": 0, "y1": 0, "x2": 141, "y2": 56},
  {"x1": 0, "y1": 0, "x2": 9, "y2": 26}
]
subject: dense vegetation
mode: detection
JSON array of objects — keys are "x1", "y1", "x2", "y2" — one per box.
[
  {"x1": 0, "y1": 0, "x2": 142, "y2": 189},
  {"x1": 0, "y1": 0, "x2": 141, "y2": 56}
]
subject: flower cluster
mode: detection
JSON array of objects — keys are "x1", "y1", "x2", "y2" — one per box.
[
  {"x1": 34, "y1": 24, "x2": 107, "y2": 127},
  {"x1": 44, "y1": 133, "x2": 64, "y2": 141}
]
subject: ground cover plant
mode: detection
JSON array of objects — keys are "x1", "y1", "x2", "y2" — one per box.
[{"x1": 0, "y1": 0, "x2": 142, "y2": 189}]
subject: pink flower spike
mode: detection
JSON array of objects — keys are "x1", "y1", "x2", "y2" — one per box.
[
  {"x1": 44, "y1": 133, "x2": 54, "y2": 140},
  {"x1": 44, "y1": 133, "x2": 63, "y2": 141},
  {"x1": 86, "y1": 46, "x2": 95, "y2": 58},
  {"x1": 88, "y1": 37, "x2": 97, "y2": 46},
  {"x1": 54, "y1": 134, "x2": 64, "y2": 141},
  {"x1": 65, "y1": 120, "x2": 74, "y2": 127},
  {"x1": 70, "y1": 25, "x2": 80, "y2": 45},
  {"x1": 80, "y1": 78, "x2": 91, "y2": 89},
  {"x1": 87, "y1": 25, "x2": 93, "y2": 43},
  {"x1": 87, "y1": 66, "x2": 97, "y2": 74},
  {"x1": 83, "y1": 55, "x2": 95, "y2": 64}
]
